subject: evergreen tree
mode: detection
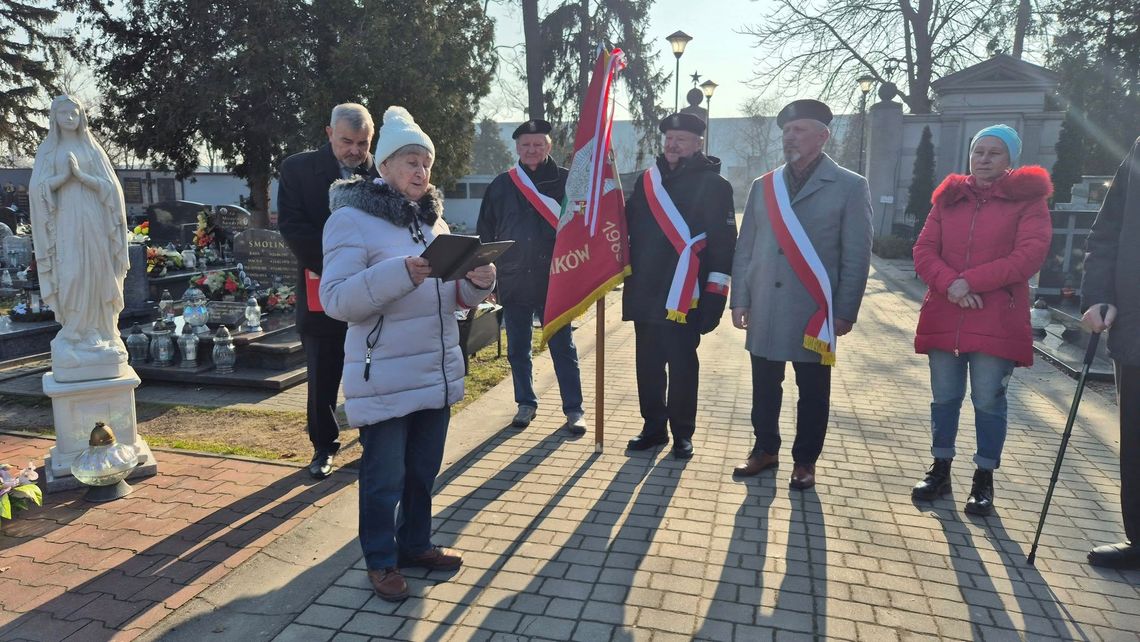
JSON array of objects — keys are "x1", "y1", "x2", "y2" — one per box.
[
  {"x1": 299, "y1": 0, "x2": 495, "y2": 188},
  {"x1": 471, "y1": 118, "x2": 512, "y2": 175},
  {"x1": 72, "y1": 0, "x2": 312, "y2": 228},
  {"x1": 525, "y1": 1, "x2": 668, "y2": 163},
  {"x1": 905, "y1": 126, "x2": 936, "y2": 238},
  {"x1": 0, "y1": 0, "x2": 69, "y2": 154},
  {"x1": 1051, "y1": 111, "x2": 1087, "y2": 204},
  {"x1": 72, "y1": 0, "x2": 495, "y2": 225},
  {"x1": 1047, "y1": 0, "x2": 1140, "y2": 186}
]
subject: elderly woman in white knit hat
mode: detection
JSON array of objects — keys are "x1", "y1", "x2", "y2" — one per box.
[{"x1": 320, "y1": 106, "x2": 496, "y2": 602}]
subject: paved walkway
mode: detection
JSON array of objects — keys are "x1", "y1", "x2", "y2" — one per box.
[{"x1": 3, "y1": 260, "x2": 1139, "y2": 641}]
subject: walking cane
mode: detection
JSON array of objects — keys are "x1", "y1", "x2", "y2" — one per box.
[{"x1": 1027, "y1": 304, "x2": 1107, "y2": 565}]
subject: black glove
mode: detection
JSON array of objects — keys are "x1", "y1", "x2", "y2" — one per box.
[{"x1": 696, "y1": 292, "x2": 727, "y2": 334}]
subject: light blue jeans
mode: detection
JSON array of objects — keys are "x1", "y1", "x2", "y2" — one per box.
[
  {"x1": 503, "y1": 304, "x2": 583, "y2": 415},
  {"x1": 928, "y1": 350, "x2": 1015, "y2": 470}
]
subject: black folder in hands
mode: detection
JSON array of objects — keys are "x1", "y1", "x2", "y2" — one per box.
[{"x1": 420, "y1": 234, "x2": 514, "y2": 282}]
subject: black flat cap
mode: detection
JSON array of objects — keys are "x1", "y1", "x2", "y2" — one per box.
[
  {"x1": 776, "y1": 99, "x2": 833, "y2": 128},
  {"x1": 512, "y1": 119, "x2": 553, "y2": 139},
  {"x1": 658, "y1": 112, "x2": 705, "y2": 136}
]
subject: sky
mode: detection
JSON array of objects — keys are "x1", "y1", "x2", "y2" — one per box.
[{"x1": 482, "y1": 0, "x2": 775, "y2": 121}]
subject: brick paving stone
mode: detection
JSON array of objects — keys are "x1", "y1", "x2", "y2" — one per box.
[{"x1": 272, "y1": 623, "x2": 337, "y2": 642}]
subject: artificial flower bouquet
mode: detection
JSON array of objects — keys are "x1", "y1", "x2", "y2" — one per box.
[
  {"x1": 0, "y1": 462, "x2": 42, "y2": 523},
  {"x1": 9, "y1": 301, "x2": 53, "y2": 323},
  {"x1": 146, "y1": 246, "x2": 184, "y2": 277},
  {"x1": 261, "y1": 284, "x2": 297, "y2": 313},
  {"x1": 191, "y1": 269, "x2": 245, "y2": 301},
  {"x1": 194, "y1": 212, "x2": 216, "y2": 250}
]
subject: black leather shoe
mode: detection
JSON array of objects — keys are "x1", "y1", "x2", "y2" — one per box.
[
  {"x1": 912, "y1": 458, "x2": 952, "y2": 501},
  {"x1": 673, "y1": 438, "x2": 693, "y2": 459},
  {"x1": 964, "y1": 468, "x2": 994, "y2": 516},
  {"x1": 309, "y1": 449, "x2": 336, "y2": 480},
  {"x1": 1088, "y1": 542, "x2": 1140, "y2": 569},
  {"x1": 627, "y1": 433, "x2": 669, "y2": 451}
]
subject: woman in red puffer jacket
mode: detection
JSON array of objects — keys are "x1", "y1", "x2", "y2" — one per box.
[{"x1": 910, "y1": 124, "x2": 1053, "y2": 517}]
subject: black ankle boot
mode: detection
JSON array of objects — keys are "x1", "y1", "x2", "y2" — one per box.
[
  {"x1": 965, "y1": 469, "x2": 994, "y2": 516},
  {"x1": 912, "y1": 458, "x2": 952, "y2": 500}
]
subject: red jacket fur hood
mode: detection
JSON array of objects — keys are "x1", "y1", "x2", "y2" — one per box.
[{"x1": 913, "y1": 166, "x2": 1053, "y2": 366}]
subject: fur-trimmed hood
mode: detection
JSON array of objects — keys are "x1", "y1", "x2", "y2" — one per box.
[
  {"x1": 328, "y1": 176, "x2": 443, "y2": 227},
  {"x1": 932, "y1": 165, "x2": 1053, "y2": 208}
]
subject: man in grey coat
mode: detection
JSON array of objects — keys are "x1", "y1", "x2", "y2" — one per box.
[
  {"x1": 1082, "y1": 136, "x2": 1140, "y2": 570},
  {"x1": 729, "y1": 99, "x2": 873, "y2": 489}
]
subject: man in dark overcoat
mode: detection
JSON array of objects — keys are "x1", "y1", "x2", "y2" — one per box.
[
  {"x1": 1082, "y1": 136, "x2": 1140, "y2": 570},
  {"x1": 622, "y1": 112, "x2": 737, "y2": 459},
  {"x1": 278, "y1": 103, "x2": 376, "y2": 479},
  {"x1": 477, "y1": 119, "x2": 585, "y2": 434},
  {"x1": 730, "y1": 99, "x2": 873, "y2": 490}
]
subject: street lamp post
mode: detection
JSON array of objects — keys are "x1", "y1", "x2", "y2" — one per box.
[
  {"x1": 666, "y1": 31, "x2": 693, "y2": 113},
  {"x1": 857, "y1": 74, "x2": 875, "y2": 176},
  {"x1": 700, "y1": 80, "x2": 718, "y2": 154}
]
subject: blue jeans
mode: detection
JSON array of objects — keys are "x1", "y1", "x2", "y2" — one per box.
[
  {"x1": 928, "y1": 350, "x2": 1015, "y2": 470},
  {"x1": 357, "y1": 407, "x2": 449, "y2": 570},
  {"x1": 503, "y1": 304, "x2": 583, "y2": 414}
]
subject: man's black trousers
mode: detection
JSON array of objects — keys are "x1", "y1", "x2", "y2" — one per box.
[
  {"x1": 302, "y1": 330, "x2": 346, "y2": 454},
  {"x1": 750, "y1": 356, "x2": 832, "y2": 464},
  {"x1": 634, "y1": 321, "x2": 701, "y2": 441}
]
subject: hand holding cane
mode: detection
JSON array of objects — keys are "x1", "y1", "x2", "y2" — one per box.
[{"x1": 1027, "y1": 304, "x2": 1108, "y2": 565}]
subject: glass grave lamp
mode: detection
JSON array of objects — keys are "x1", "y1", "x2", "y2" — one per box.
[
  {"x1": 158, "y1": 288, "x2": 175, "y2": 323},
  {"x1": 125, "y1": 323, "x2": 150, "y2": 365},
  {"x1": 149, "y1": 318, "x2": 176, "y2": 367},
  {"x1": 177, "y1": 323, "x2": 200, "y2": 367},
  {"x1": 244, "y1": 296, "x2": 262, "y2": 332},
  {"x1": 182, "y1": 286, "x2": 210, "y2": 335},
  {"x1": 71, "y1": 421, "x2": 138, "y2": 502},
  {"x1": 212, "y1": 325, "x2": 236, "y2": 373}
]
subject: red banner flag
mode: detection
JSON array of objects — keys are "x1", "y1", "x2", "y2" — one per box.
[{"x1": 542, "y1": 48, "x2": 629, "y2": 340}]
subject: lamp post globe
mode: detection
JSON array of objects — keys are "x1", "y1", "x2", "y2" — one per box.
[
  {"x1": 699, "y1": 80, "x2": 718, "y2": 154},
  {"x1": 666, "y1": 31, "x2": 693, "y2": 112},
  {"x1": 856, "y1": 74, "x2": 875, "y2": 175}
]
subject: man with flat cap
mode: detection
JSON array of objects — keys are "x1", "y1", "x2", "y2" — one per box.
[
  {"x1": 730, "y1": 99, "x2": 872, "y2": 489},
  {"x1": 478, "y1": 119, "x2": 586, "y2": 435},
  {"x1": 623, "y1": 112, "x2": 737, "y2": 459}
]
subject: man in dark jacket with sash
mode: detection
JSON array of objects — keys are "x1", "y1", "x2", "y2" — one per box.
[
  {"x1": 478, "y1": 119, "x2": 586, "y2": 435},
  {"x1": 278, "y1": 103, "x2": 377, "y2": 479},
  {"x1": 623, "y1": 112, "x2": 737, "y2": 459},
  {"x1": 1082, "y1": 136, "x2": 1140, "y2": 570},
  {"x1": 730, "y1": 99, "x2": 873, "y2": 489}
]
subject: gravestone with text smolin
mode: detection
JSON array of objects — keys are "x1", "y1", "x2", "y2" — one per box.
[{"x1": 232, "y1": 228, "x2": 297, "y2": 289}]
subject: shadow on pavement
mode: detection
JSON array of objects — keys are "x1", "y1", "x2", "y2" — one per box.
[
  {"x1": 0, "y1": 467, "x2": 343, "y2": 640},
  {"x1": 419, "y1": 450, "x2": 607, "y2": 642},
  {"x1": 934, "y1": 505, "x2": 1092, "y2": 641}
]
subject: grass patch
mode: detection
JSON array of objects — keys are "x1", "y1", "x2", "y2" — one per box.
[{"x1": 144, "y1": 435, "x2": 284, "y2": 460}]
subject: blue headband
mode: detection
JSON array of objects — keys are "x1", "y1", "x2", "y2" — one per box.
[{"x1": 971, "y1": 124, "x2": 1022, "y2": 166}]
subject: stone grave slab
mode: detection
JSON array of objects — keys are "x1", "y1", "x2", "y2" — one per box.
[
  {"x1": 214, "y1": 205, "x2": 251, "y2": 234},
  {"x1": 146, "y1": 200, "x2": 210, "y2": 247},
  {"x1": 3, "y1": 235, "x2": 32, "y2": 269},
  {"x1": 232, "y1": 228, "x2": 297, "y2": 288}
]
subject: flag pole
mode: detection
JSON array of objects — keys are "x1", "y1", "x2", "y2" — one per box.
[{"x1": 595, "y1": 296, "x2": 605, "y2": 452}]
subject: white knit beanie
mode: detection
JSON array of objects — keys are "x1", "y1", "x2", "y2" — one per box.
[{"x1": 374, "y1": 106, "x2": 435, "y2": 164}]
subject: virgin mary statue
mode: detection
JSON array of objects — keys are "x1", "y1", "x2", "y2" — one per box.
[{"x1": 30, "y1": 95, "x2": 130, "y2": 380}]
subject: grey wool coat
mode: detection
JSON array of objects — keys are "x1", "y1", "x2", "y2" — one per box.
[
  {"x1": 1082, "y1": 136, "x2": 1140, "y2": 366},
  {"x1": 320, "y1": 177, "x2": 493, "y2": 428},
  {"x1": 730, "y1": 154, "x2": 874, "y2": 363}
]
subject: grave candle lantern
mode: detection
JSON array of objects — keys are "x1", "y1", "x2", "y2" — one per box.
[
  {"x1": 212, "y1": 325, "x2": 236, "y2": 373},
  {"x1": 149, "y1": 318, "x2": 175, "y2": 367},
  {"x1": 70, "y1": 421, "x2": 138, "y2": 502}
]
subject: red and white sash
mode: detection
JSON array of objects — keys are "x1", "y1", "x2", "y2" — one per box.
[
  {"x1": 761, "y1": 168, "x2": 836, "y2": 365},
  {"x1": 643, "y1": 166, "x2": 707, "y2": 323},
  {"x1": 508, "y1": 163, "x2": 561, "y2": 229}
]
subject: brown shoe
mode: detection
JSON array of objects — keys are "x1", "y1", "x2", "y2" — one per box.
[
  {"x1": 399, "y1": 546, "x2": 463, "y2": 571},
  {"x1": 368, "y1": 567, "x2": 408, "y2": 602},
  {"x1": 733, "y1": 451, "x2": 779, "y2": 477},
  {"x1": 790, "y1": 463, "x2": 816, "y2": 490}
]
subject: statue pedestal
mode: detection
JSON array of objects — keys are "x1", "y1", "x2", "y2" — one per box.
[{"x1": 41, "y1": 369, "x2": 158, "y2": 492}]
